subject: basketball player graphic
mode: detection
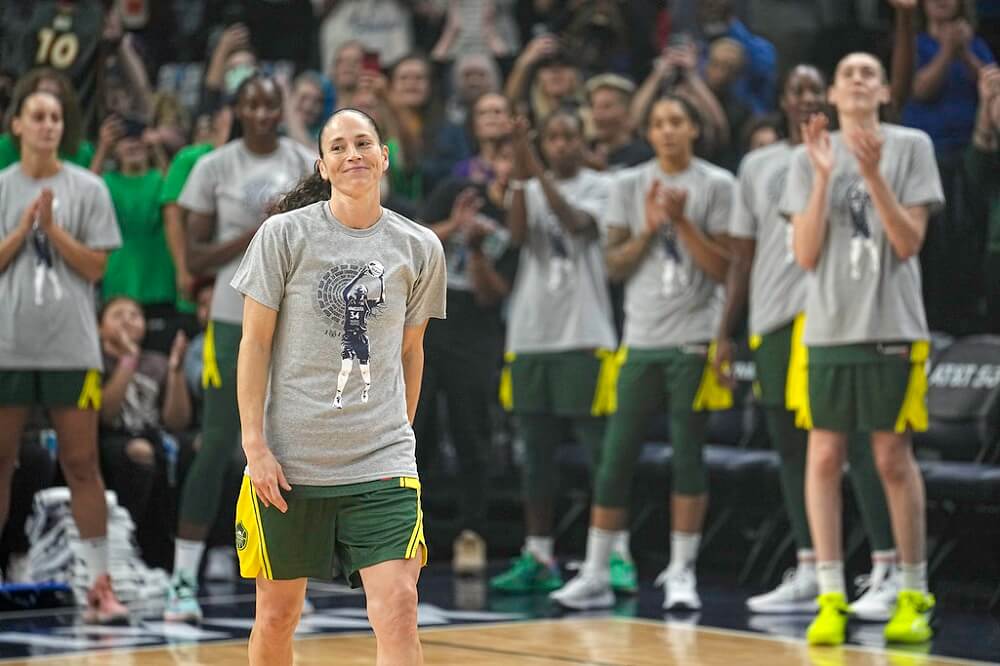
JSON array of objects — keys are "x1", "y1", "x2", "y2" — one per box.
[
  {"x1": 546, "y1": 228, "x2": 573, "y2": 292},
  {"x1": 334, "y1": 260, "x2": 385, "y2": 409},
  {"x1": 31, "y1": 201, "x2": 63, "y2": 305},
  {"x1": 660, "y1": 226, "x2": 688, "y2": 295},
  {"x1": 846, "y1": 180, "x2": 880, "y2": 280}
]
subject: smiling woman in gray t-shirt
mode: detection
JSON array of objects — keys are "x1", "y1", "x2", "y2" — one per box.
[{"x1": 230, "y1": 108, "x2": 446, "y2": 666}]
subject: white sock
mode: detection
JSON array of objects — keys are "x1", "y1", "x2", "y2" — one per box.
[
  {"x1": 816, "y1": 561, "x2": 846, "y2": 595},
  {"x1": 667, "y1": 531, "x2": 700, "y2": 574},
  {"x1": 899, "y1": 561, "x2": 928, "y2": 593},
  {"x1": 525, "y1": 536, "x2": 554, "y2": 564},
  {"x1": 174, "y1": 539, "x2": 206, "y2": 580},
  {"x1": 797, "y1": 549, "x2": 817, "y2": 579},
  {"x1": 612, "y1": 530, "x2": 632, "y2": 562},
  {"x1": 581, "y1": 527, "x2": 614, "y2": 583},
  {"x1": 75, "y1": 537, "x2": 109, "y2": 585},
  {"x1": 871, "y1": 549, "x2": 897, "y2": 581}
]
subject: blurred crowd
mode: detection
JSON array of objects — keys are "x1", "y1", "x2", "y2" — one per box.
[{"x1": 0, "y1": 0, "x2": 998, "y2": 585}]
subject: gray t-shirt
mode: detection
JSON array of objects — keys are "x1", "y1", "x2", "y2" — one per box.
[
  {"x1": 231, "y1": 202, "x2": 447, "y2": 486},
  {"x1": 780, "y1": 124, "x2": 944, "y2": 346},
  {"x1": 730, "y1": 141, "x2": 805, "y2": 336},
  {"x1": 507, "y1": 169, "x2": 617, "y2": 353},
  {"x1": 179, "y1": 138, "x2": 314, "y2": 326},
  {"x1": 0, "y1": 163, "x2": 121, "y2": 370},
  {"x1": 605, "y1": 158, "x2": 734, "y2": 349}
]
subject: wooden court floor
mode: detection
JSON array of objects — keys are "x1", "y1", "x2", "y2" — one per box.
[{"x1": 0, "y1": 618, "x2": 986, "y2": 666}]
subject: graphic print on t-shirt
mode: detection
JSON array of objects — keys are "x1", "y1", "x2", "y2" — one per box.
[
  {"x1": 659, "y1": 225, "x2": 687, "y2": 295},
  {"x1": 314, "y1": 259, "x2": 387, "y2": 409},
  {"x1": 832, "y1": 173, "x2": 880, "y2": 280},
  {"x1": 31, "y1": 196, "x2": 63, "y2": 305},
  {"x1": 545, "y1": 218, "x2": 572, "y2": 292}
]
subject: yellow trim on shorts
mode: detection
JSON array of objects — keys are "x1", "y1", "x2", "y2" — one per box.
[
  {"x1": 591, "y1": 347, "x2": 624, "y2": 417},
  {"x1": 401, "y1": 477, "x2": 427, "y2": 564},
  {"x1": 894, "y1": 340, "x2": 930, "y2": 434},
  {"x1": 202, "y1": 322, "x2": 222, "y2": 390},
  {"x1": 499, "y1": 352, "x2": 515, "y2": 412},
  {"x1": 77, "y1": 369, "x2": 102, "y2": 410},
  {"x1": 785, "y1": 312, "x2": 812, "y2": 429},
  {"x1": 692, "y1": 341, "x2": 733, "y2": 412},
  {"x1": 248, "y1": 480, "x2": 274, "y2": 579}
]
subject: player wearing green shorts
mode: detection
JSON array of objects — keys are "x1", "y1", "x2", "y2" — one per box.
[
  {"x1": 164, "y1": 73, "x2": 315, "y2": 622},
  {"x1": 232, "y1": 109, "x2": 446, "y2": 666},
  {"x1": 716, "y1": 65, "x2": 899, "y2": 618},
  {"x1": 553, "y1": 95, "x2": 734, "y2": 611},
  {"x1": 489, "y1": 110, "x2": 627, "y2": 594},
  {"x1": 782, "y1": 53, "x2": 945, "y2": 646},
  {"x1": 0, "y1": 87, "x2": 127, "y2": 623}
]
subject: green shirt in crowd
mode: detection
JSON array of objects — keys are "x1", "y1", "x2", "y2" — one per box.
[{"x1": 0, "y1": 133, "x2": 95, "y2": 171}]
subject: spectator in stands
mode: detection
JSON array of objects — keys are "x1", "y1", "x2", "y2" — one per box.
[
  {"x1": 183, "y1": 279, "x2": 215, "y2": 414},
  {"x1": 0, "y1": 69, "x2": 94, "y2": 171},
  {"x1": 97, "y1": 297, "x2": 190, "y2": 554},
  {"x1": 387, "y1": 54, "x2": 470, "y2": 202},
  {"x1": 695, "y1": 0, "x2": 777, "y2": 114},
  {"x1": 283, "y1": 72, "x2": 325, "y2": 148},
  {"x1": 505, "y1": 36, "x2": 584, "y2": 122},
  {"x1": 703, "y1": 37, "x2": 754, "y2": 171},
  {"x1": 451, "y1": 92, "x2": 513, "y2": 183},
  {"x1": 199, "y1": 23, "x2": 257, "y2": 116},
  {"x1": 149, "y1": 92, "x2": 192, "y2": 157},
  {"x1": 553, "y1": 94, "x2": 734, "y2": 612},
  {"x1": 967, "y1": 64, "x2": 1000, "y2": 331},
  {"x1": 0, "y1": 85, "x2": 128, "y2": 623},
  {"x1": 444, "y1": 53, "x2": 502, "y2": 127},
  {"x1": 715, "y1": 65, "x2": 900, "y2": 620},
  {"x1": 584, "y1": 73, "x2": 653, "y2": 170},
  {"x1": 325, "y1": 40, "x2": 364, "y2": 112},
  {"x1": 783, "y1": 52, "x2": 944, "y2": 646},
  {"x1": 490, "y1": 111, "x2": 621, "y2": 594},
  {"x1": 742, "y1": 114, "x2": 782, "y2": 153},
  {"x1": 164, "y1": 73, "x2": 314, "y2": 623},
  {"x1": 416, "y1": 136, "x2": 519, "y2": 576},
  {"x1": 317, "y1": 0, "x2": 415, "y2": 71},
  {"x1": 93, "y1": 117, "x2": 180, "y2": 354},
  {"x1": 630, "y1": 37, "x2": 730, "y2": 162},
  {"x1": 431, "y1": 0, "x2": 519, "y2": 61},
  {"x1": 902, "y1": 0, "x2": 996, "y2": 157}
]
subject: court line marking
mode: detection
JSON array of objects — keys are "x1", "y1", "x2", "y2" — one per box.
[
  {"x1": 419, "y1": 638, "x2": 625, "y2": 665},
  {"x1": 624, "y1": 617, "x2": 999, "y2": 666}
]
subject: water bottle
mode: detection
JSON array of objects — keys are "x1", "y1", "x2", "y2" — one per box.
[
  {"x1": 39, "y1": 429, "x2": 57, "y2": 460},
  {"x1": 162, "y1": 433, "x2": 179, "y2": 487}
]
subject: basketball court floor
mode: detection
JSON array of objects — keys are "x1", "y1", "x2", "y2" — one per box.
[{"x1": 0, "y1": 565, "x2": 997, "y2": 665}]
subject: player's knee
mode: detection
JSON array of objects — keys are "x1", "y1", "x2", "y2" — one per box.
[
  {"x1": 808, "y1": 444, "x2": 843, "y2": 479},
  {"x1": 124, "y1": 438, "x2": 156, "y2": 467},
  {"x1": 254, "y1": 603, "x2": 301, "y2": 640},
  {"x1": 59, "y1": 449, "x2": 100, "y2": 485},
  {"x1": 367, "y1": 580, "x2": 418, "y2": 635},
  {"x1": 872, "y1": 443, "x2": 911, "y2": 485}
]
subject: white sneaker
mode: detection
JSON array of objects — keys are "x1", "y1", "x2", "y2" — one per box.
[
  {"x1": 850, "y1": 567, "x2": 899, "y2": 621},
  {"x1": 452, "y1": 530, "x2": 487, "y2": 576},
  {"x1": 549, "y1": 571, "x2": 614, "y2": 610},
  {"x1": 334, "y1": 394, "x2": 343, "y2": 409},
  {"x1": 656, "y1": 568, "x2": 701, "y2": 610},
  {"x1": 204, "y1": 547, "x2": 237, "y2": 582},
  {"x1": 746, "y1": 568, "x2": 819, "y2": 614},
  {"x1": 361, "y1": 384, "x2": 370, "y2": 404}
]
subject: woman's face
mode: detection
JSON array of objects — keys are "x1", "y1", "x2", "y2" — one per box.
[
  {"x1": 317, "y1": 111, "x2": 389, "y2": 198},
  {"x1": 391, "y1": 59, "x2": 430, "y2": 110},
  {"x1": 828, "y1": 53, "x2": 889, "y2": 116},
  {"x1": 646, "y1": 99, "x2": 698, "y2": 159},
  {"x1": 237, "y1": 79, "x2": 283, "y2": 141},
  {"x1": 541, "y1": 114, "x2": 583, "y2": 173},
  {"x1": 781, "y1": 65, "x2": 825, "y2": 130},
  {"x1": 101, "y1": 299, "x2": 146, "y2": 346},
  {"x1": 295, "y1": 79, "x2": 324, "y2": 127},
  {"x1": 923, "y1": 0, "x2": 960, "y2": 22},
  {"x1": 489, "y1": 142, "x2": 515, "y2": 187},
  {"x1": 113, "y1": 135, "x2": 149, "y2": 170},
  {"x1": 537, "y1": 64, "x2": 577, "y2": 101},
  {"x1": 12, "y1": 92, "x2": 63, "y2": 155},
  {"x1": 473, "y1": 93, "x2": 512, "y2": 143}
]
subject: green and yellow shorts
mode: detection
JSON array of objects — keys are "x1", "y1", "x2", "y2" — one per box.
[
  {"x1": 791, "y1": 341, "x2": 929, "y2": 434},
  {"x1": 0, "y1": 369, "x2": 102, "y2": 410},
  {"x1": 750, "y1": 318, "x2": 800, "y2": 409},
  {"x1": 500, "y1": 349, "x2": 619, "y2": 417},
  {"x1": 235, "y1": 475, "x2": 426, "y2": 588}
]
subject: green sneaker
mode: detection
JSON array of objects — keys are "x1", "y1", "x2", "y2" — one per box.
[
  {"x1": 609, "y1": 553, "x2": 638, "y2": 594},
  {"x1": 884, "y1": 590, "x2": 934, "y2": 644},
  {"x1": 806, "y1": 592, "x2": 849, "y2": 646},
  {"x1": 489, "y1": 552, "x2": 563, "y2": 593}
]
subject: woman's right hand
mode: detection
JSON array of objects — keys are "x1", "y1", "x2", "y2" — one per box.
[
  {"x1": 801, "y1": 113, "x2": 834, "y2": 179},
  {"x1": 17, "y1": 198, "x2": 40, "y2": 234},
  {"x1": 511, "y1": 115, "x2": 541, "y2": 179},
  {"x1": 245, "y1": 437, "x2": 291, "y2": 513}
]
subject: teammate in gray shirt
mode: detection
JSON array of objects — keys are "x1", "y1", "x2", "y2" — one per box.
[
  {"x1": 553, "y1": 94, "x2": 734, "y2": 612},
  {"x1": 781, "y1": 52, "x2": 944, "y2": 647},
  {"x1": 0, "y1": 88, "x2": 127, "y2": 623},
  {"x1": 232, "y1": 108, "x2": 446, "y2": 666},
  {"x1": 165, "y1": 74, "x2": 315, "y2": 623}
]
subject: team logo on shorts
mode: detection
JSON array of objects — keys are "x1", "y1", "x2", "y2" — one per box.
[{"x1": 235, "y1": 522, "x2": 248, "y2": 551}]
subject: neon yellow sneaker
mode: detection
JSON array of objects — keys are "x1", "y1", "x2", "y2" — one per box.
[
  {"x1": 806, "y1": 592, "x2": 850, "y2": 646},
  {"x1": 884, "y1": 590, "x2": 934, "y2": 644}
]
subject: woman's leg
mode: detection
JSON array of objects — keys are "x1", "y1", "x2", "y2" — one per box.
[
  {"x1": 360, "y1": 550, "x2": 424, "y2": 666},
  {"x1": 249, "y1": 577, "x2": 308, "y2": 666}
]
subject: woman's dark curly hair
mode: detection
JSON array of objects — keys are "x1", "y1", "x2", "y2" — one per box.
[
  {"x1": 6, "y1": 68, "x2": 83, "y2": 156},
  {"x1": 269, "y1": 108, "x2": 383, "y2": 215}
]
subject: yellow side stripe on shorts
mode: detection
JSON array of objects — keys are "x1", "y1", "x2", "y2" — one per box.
[
  {"x1": 202, "y1": 322, "x2": 222, "y2": 390},
  {"x1": 894, "y1": 340, "x2": 930, "y2": 434},
  {"x1": 77, "y1": 369, "x2": 102, "y2": 410},
  {"x1": 248, "y1": 483, "x2": 273, "y2": 579},
  {"x1": 404, "y1": 482, "x2": 423, "y2": 560},
  {"x1": 692, "y1": 342, "x2": 733, "y2": 412},
  {"x1": 498, "y1": 352, "x2": 516, "y2": 412},
  {"x1": 785, "y1": 312, "x2": 812, "y2": 429},
  {"x1": 591, "y1": 347, "x2": 623, "y2": 417}
]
